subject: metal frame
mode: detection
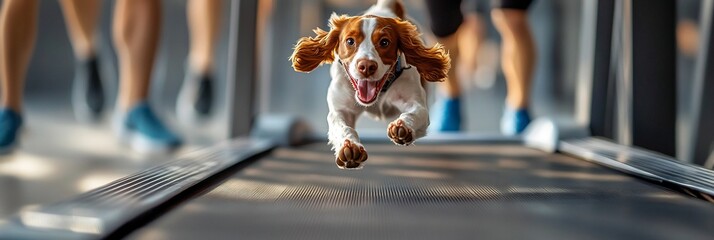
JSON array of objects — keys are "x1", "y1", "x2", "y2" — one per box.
[
  {"x1": 0, "y1": 140, "x2": 274, "y2": 239},
  {"x1": 225, "y1": 0, "x2": 259, "y2": 138},
  {"x1": 615, "y1": 0, "x2": 633, "y2": 145},
  {"x1": 630, "y1": 0, "x2": 677, "y2": 156},
  {"x1": 575, "y1": 0, "x2": 597, "y2": 127},
  {"x1": 578, "y1": 0, "x2": 615, "y2": 139},
  {"x1": 562, "y1": 137, "x2": 714, "y2": 199},
  {"x1": 613, "y1": 0, "x2": 677, "y2": 156},
  {"x1": 692, "y1": 0, "x2": 714, "y2": 167}
]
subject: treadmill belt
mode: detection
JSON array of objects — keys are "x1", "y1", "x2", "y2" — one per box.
[{"x1": 129, "y1": 143, "x2": 714, "y2": 240}]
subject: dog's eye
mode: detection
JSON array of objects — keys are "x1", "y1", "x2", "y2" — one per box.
[
  {"x1": 346, "y1": 38, "x2": 355, "y2": 46},
  {"x1": 379, "y1": 38, "x2": 390, "y2": 47}
]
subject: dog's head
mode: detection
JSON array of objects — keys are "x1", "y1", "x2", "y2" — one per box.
[{"x1": 290, "y1": 14, "x2": 450, "y2": 106}]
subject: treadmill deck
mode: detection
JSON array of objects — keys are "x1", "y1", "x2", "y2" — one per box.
[{"x1": 129, "y1": 142, "x2": 714, "y2": 240}]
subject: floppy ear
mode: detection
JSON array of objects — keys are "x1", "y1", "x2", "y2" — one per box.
[
  {"x1": 393, "y1": 19, "x2": 450, "y2": 82},
  {"x1": 290, "y1": 14, "x2": 351, "y2": 73}
]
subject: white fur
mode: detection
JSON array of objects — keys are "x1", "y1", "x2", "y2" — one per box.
[
  {"x1": 366, "y1": 0, "x2": 399, "y2": 18},
  {"x1": 326, "y1": 1, "x2": 430, "y2": 166},
  {"x1": 348, "y1": 18, "x2": 390, "y2": 83}
]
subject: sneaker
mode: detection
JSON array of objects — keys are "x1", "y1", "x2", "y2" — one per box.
[
  {"x1": 72, "y1": 57, "x2": 105, "y2": 122},
  {"x1": 0, "y1": 109, "x2": 22, "y2": 154},
  {"x1": 500, "y1": 105, "x2": 532, "y2": 136},
  {"x1": 114, "y1": 102, "x2": 181, "y2": 153},
  {"x1": 429, "y1": 97, "x2": 462, "y2": 132},
  {"x1": 177, "y1": 68, "x2": 213, "y2": 124}
]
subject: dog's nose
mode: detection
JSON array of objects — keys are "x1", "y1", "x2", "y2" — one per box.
[{"x1": 357, "y1": 59, "x2": 377, "y2": 77}]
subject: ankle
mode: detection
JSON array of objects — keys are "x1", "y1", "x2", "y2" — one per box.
[
  {"x1": 1, "y1": 103, "x2": 22, "y2": 113},
  {"x1": 119, "y1": 99, "x2": 146, "y2": 112}
]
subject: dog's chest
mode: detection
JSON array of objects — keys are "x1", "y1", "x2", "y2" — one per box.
[{"x1": 361, "y1": 96, "x2": 401, "y2": 120}]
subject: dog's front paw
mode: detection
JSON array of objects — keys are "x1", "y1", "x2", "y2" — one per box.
[
  {"x1": 388, "y1": 119, "x2": 414, "y2": 146},
  {"x1": 336, "y1": 140, "x2": 368, "y2": 169}
]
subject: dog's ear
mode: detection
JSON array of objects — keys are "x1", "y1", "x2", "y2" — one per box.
[
  {"x1": 392, "y1": 19, "x2": 450, "y2": 82},
  {"x1": 290, "y1": 13, "x2": 352, "y2": 73}
]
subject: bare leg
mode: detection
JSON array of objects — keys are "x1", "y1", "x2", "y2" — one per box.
[
  {"x1": 492, "y1": 9, "x2": 535, "y2": 109},
  {"x1": 113, "y1": 0, "x2": 161, "y2": 110},
  {"x1": 437, "y1": 34, "x2": 461, "y2": 98},
  {"x1": 0, "y1": 0, "x2": 38, "y2": 112},
  {"x1": 436, "y1": 13, "x2": 487, "y2": 97},
  {"x1": 177, "y1": 0, "x2": 221, "y2": 120},
  {"x1": 112, "y1": 0, "x2": 180, "y2": 151},
  {"x1": 457, "y1": 13, "x2": 486, "y2": 78},
  {"x1": 425, "y1": 0, "x2": 472, "y2": 132},
  {"x1": 677, "y1": 19, "x2": 699, "y2": 58},
  {"x1": 61, "y1": 0, "x2": 105, "y2": 121},
  {"x1": 187, "y1": 0, "x2": 220, "y2": 74},
  {"x1": 59, "y1": 0, "x2": 100, "y2": 60}
]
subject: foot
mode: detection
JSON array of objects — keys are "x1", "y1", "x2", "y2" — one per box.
[
  {"x1": 114, "y1": 102, "x2": 182, "y2": 153},
  {"x1": 177, "y1": 67, "x2": 213, "y2": 124},
  {"x1": 388, "y1": 119, "x2": 414, "y2": 145},
  {"x1": 429, "y1": 97, "x2": 462, "y2": 132},
  {"x1": 500, "y1": 105, "x2": 532, "y2": 136},
  {"x1": 336, "y1": 140, "x2": 367, "y2": 169},
  {"x1": 72, "y1": 57, "x2": 105, "y2": 122},
  {"x1": 0, "y1": 109, "x2": 22, "y2": 154}
]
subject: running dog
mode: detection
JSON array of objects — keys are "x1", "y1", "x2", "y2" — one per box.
[{"x1": 290, "y1": 0, "x2": 450, "y2": 169}]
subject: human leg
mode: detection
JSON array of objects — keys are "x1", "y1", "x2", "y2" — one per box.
[
  {"x1": 491, "y1": 0, "x2": 536, "y2": 135},
  {"x1": 425, "y1": 0, "x2": 464, "y2": 132},
  {"x1": 113, "y1": 0, "x2": 181, "y2": 152},
  {"x1": 0, "y1": 0, "x2": 38, "y2": 152},
  {"x1": 177, "y1": 0, "x2": 221, "y2": 121},
  {"x1": 60, "y1": 0, "x2": 105, "y2": 120}
]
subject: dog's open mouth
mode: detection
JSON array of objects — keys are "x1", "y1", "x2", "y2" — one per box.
[{"x1": 346, "y1": 68, "x2": 391, "y2": 105}]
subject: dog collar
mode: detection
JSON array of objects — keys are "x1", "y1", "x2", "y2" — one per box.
[
  {"x1": 380, "y1": 56, "x2": 404, "y2": 93},
  {"x1": 337, "y1": 53, "x2": 406, "y2": 93}
]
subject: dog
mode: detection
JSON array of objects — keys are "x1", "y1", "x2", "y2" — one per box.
[{"x1": 290, "y1": 0, "x2": 450, "y2": 169}]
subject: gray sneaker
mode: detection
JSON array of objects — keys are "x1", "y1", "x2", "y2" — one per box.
[
  {"x1": 177, "y1": 68, "x2": 213, "y2": 125},
  {"x1": 72, "y1": 57, "x2": 105, "y2": 122}
]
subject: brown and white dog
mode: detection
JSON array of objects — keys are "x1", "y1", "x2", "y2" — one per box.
[{"x1": 290, "y1": 0, "x2": 450, "y2": 169}]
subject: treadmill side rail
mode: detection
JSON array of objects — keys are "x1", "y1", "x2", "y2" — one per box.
[
  {"x1": 561, "y1": 137, "x2": 714, "y2": 199},
  {"x1": 0, "y1": 139, "x2": 273, "y2": 240}
]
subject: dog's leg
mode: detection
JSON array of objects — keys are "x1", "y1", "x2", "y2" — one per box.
[
  {"x1": 328, "y1": 110, "x2": 368, "y2": 169},
  {"x1": 388, "y1": 99, "x2": 429, "y2": 146}
]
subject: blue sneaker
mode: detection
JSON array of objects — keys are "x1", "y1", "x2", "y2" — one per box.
[
  {"x1": 429, "y1": 97, "x2": 462, "y2": 132},
  {"x1": 500, "y1": 105, "x2": 532, "y2": 136},
  {"x1": 114, "y1": 102, "x2": 181, "y2": 153},
  {"x1": 0, "y1": 109, "x2": 22, "y2": 154}
]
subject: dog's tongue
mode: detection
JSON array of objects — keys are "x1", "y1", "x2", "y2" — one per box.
[{"x1": 357, "y1": 79, "x2": 379, "y2": 103}]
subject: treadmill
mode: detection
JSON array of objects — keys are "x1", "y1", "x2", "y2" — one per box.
[
  {"x1": 1, "y1": 0, "x2": 714, "y2": 239},
  {"x1": 1, "y1": 121, "x2": 713, "y2": 240}
]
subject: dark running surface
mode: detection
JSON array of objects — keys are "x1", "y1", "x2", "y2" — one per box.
[{"x1": 129, "y1": 143, "x2": 714, "y2": 240}]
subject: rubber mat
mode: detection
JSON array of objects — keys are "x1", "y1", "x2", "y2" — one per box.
[{"x1": 129, "y1": 143, "x2": 714, "y2": 240}]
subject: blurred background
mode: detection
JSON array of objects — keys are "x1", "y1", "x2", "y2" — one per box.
[
  {"x1": 0, "y1": 0, "x2": 710, "y2": 222},
  {"x1": 259, "y1": 0, "x2": 582, "y2": 133}
]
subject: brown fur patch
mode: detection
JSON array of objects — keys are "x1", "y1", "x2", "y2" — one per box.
[
  {"x1": 290, "y1": 14, "x2": 354, "y2": 72},
  {"x1": 291, "y1": 13, "x2": 450, "y2": 83},
  {"x1": 388, "y1": 18, "x2": 450, "y2": 82}
]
